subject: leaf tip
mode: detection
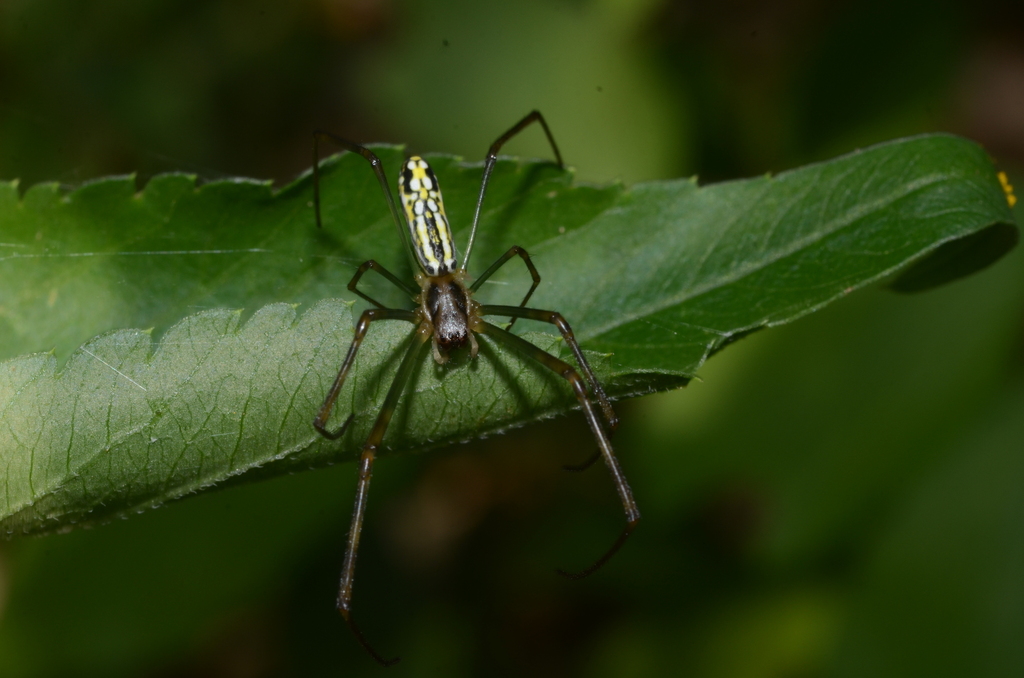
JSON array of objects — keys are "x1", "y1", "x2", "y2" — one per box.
[
  {"x1": 139, "y1": 172, "x2": 200, "y2": 199},
  {"x1": 22, "y1": 180, "x2": 62, "y2": 206}
]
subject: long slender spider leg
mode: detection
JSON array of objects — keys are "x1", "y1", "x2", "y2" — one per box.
[
  {"x1": 469, "y1": 245, "x2": 541, "y2": 330},
  {"x1": 348, "y1": 259, "x2": 418, "y2": 309},
  {"x1": 462, "y1": 111, "x2": 563, "y2": 269},
  {"x1": 476, "y1": 321, "x2": 639, "y2": 579},
  {"x1": 313, "y1": 308, "x2": 418, "y2": 440},
  {"x1": 479, "y1": 305, "x2": 617, "y2": 432},
  {"x1": 480, "y1": 304, "x2": 616, "y2": 473},
  {"x1": 337, "y1": 327, "x2": 430, "y2": 667},
  {"x1": 312, "y1": 131, "x2": 418, "y2": 270}
]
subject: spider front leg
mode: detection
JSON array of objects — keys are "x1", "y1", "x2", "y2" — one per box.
[
  {"x1": 313, "y1": 131, "x2": 403, "y2": 233},
  {"x1": 312, "y1": 130, "x2": 418, "y2": 271},
  {"x1": 462, "y1": 110, "x2": 563, "y2": 269},
  {"x1": 476, "y1": 321, "x2": 639, "y2": 580},
  {"x1": 470, "y1": 245, "x2": 541, "y2": 330}
]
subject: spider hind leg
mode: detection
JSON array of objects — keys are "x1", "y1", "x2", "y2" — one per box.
[{"x1": 475, "y1": 318, "x2": 639, "y2": 580}]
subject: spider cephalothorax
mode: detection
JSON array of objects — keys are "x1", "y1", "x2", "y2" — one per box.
[{"x1": 417, "y1": 270, "x2": 479, "y2": 362}]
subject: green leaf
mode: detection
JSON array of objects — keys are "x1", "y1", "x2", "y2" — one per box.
[
  {"x1": 888, "y1": 221, "x2": 1019, "y2": 293},
  {"x1": 0, "y1": 134, "x2": 1015, "y2": 535}
]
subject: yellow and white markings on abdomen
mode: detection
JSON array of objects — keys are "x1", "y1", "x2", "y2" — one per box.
[{"x1": 399, "y1": 157, "x2": 456, "y2": 276}]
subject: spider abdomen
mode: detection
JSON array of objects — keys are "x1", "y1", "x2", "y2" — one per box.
[{"x1": 400, "y1": 156, "x2": 456, "y2": 276}]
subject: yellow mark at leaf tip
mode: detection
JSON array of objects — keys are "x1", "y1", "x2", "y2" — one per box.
[
  {"x1": 47, "y1": 288, "x2": 58, "y2": 308},
  {"x1": 998, "y1": 171, "x2": 1017, "y2": 208}
]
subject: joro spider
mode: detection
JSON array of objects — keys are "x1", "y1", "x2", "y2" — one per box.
[{"x1": 311, "y1": 111, "x2": 639, "y2": 666}]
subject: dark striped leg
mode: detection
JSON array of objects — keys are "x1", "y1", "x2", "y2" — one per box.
[
  {"x1": 314, "y1": 308, "x2": 418, "y2": 440},
  {"x1": 469, "y1": 246, "x2": 541, "y2": 330},
  {"x1": 312, "y1": 131, "x2": 415, "y2": 269},
  {"x1": 463, "y1": 110, "x2": 563, "y2": 268},
  {"x1": 348, "y1": 259, "x2": 418, "y2": 310},
  {"x1": 335, "y1": 326, "x2": 430, "y2": 667},
  {"x1": 479, "y1": 305, "x2": 617, "y2": 432},
  {"x1": 476, "y1": 321, "x2": 639, "y2": 580},
  {"x1": 480, "y1": 304, "x2": 616, "y2": 472}
]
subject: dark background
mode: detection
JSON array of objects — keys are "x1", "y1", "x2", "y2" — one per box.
[{"x1": 1, "y1": 0, "x2": 1023, "y2": 676}]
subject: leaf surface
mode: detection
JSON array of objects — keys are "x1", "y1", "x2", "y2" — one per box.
[{"x1": 0, "y1": 134, "x2": 1015, "y2": 534}]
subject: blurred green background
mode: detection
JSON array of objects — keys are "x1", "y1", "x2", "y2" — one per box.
[{"x1": 1, "y1": 0, "x2": 1023, "y2": 675}]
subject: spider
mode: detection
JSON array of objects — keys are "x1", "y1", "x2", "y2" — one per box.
[{"x1": 311, "y1": 111, "x2": 639, "y2": 666}]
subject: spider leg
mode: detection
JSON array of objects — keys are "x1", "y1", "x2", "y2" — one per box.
[
  {"x1": 480, "y1": 303, "x2": 617, "y2": 472},
  {"x1": 470, "y1": 245, "x2": 541, "y2": 330},
  {"x1": 313, "y1": 130, "x2": 417, "y2": 270},
  {"x1": 462, "y1": 111, "x2": 563, "y2": 269},
  {"x1": 314, "y1": 307, "x2": 418, "y2": 440},
  {"x1": 475, "y1": 321, "x2": 639, "y2": 580},
  {"x1": 335, "y1": 327, "x2": 430, "y2": 667},
  {"x1": 348, "y1": 259, "x2": 418, "y2": 309},
  {"x1": 479, "y1": 305, "x2": 617, "y2": 432}
]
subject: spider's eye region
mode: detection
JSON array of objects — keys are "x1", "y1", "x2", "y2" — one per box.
[{"x1": 400, "y1": 156, "x2": 456, "y2": 277}]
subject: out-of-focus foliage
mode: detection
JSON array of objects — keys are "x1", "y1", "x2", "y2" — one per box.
[{"x1": 1, "y1": 0, "x2": 1023, "y2": 676}]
